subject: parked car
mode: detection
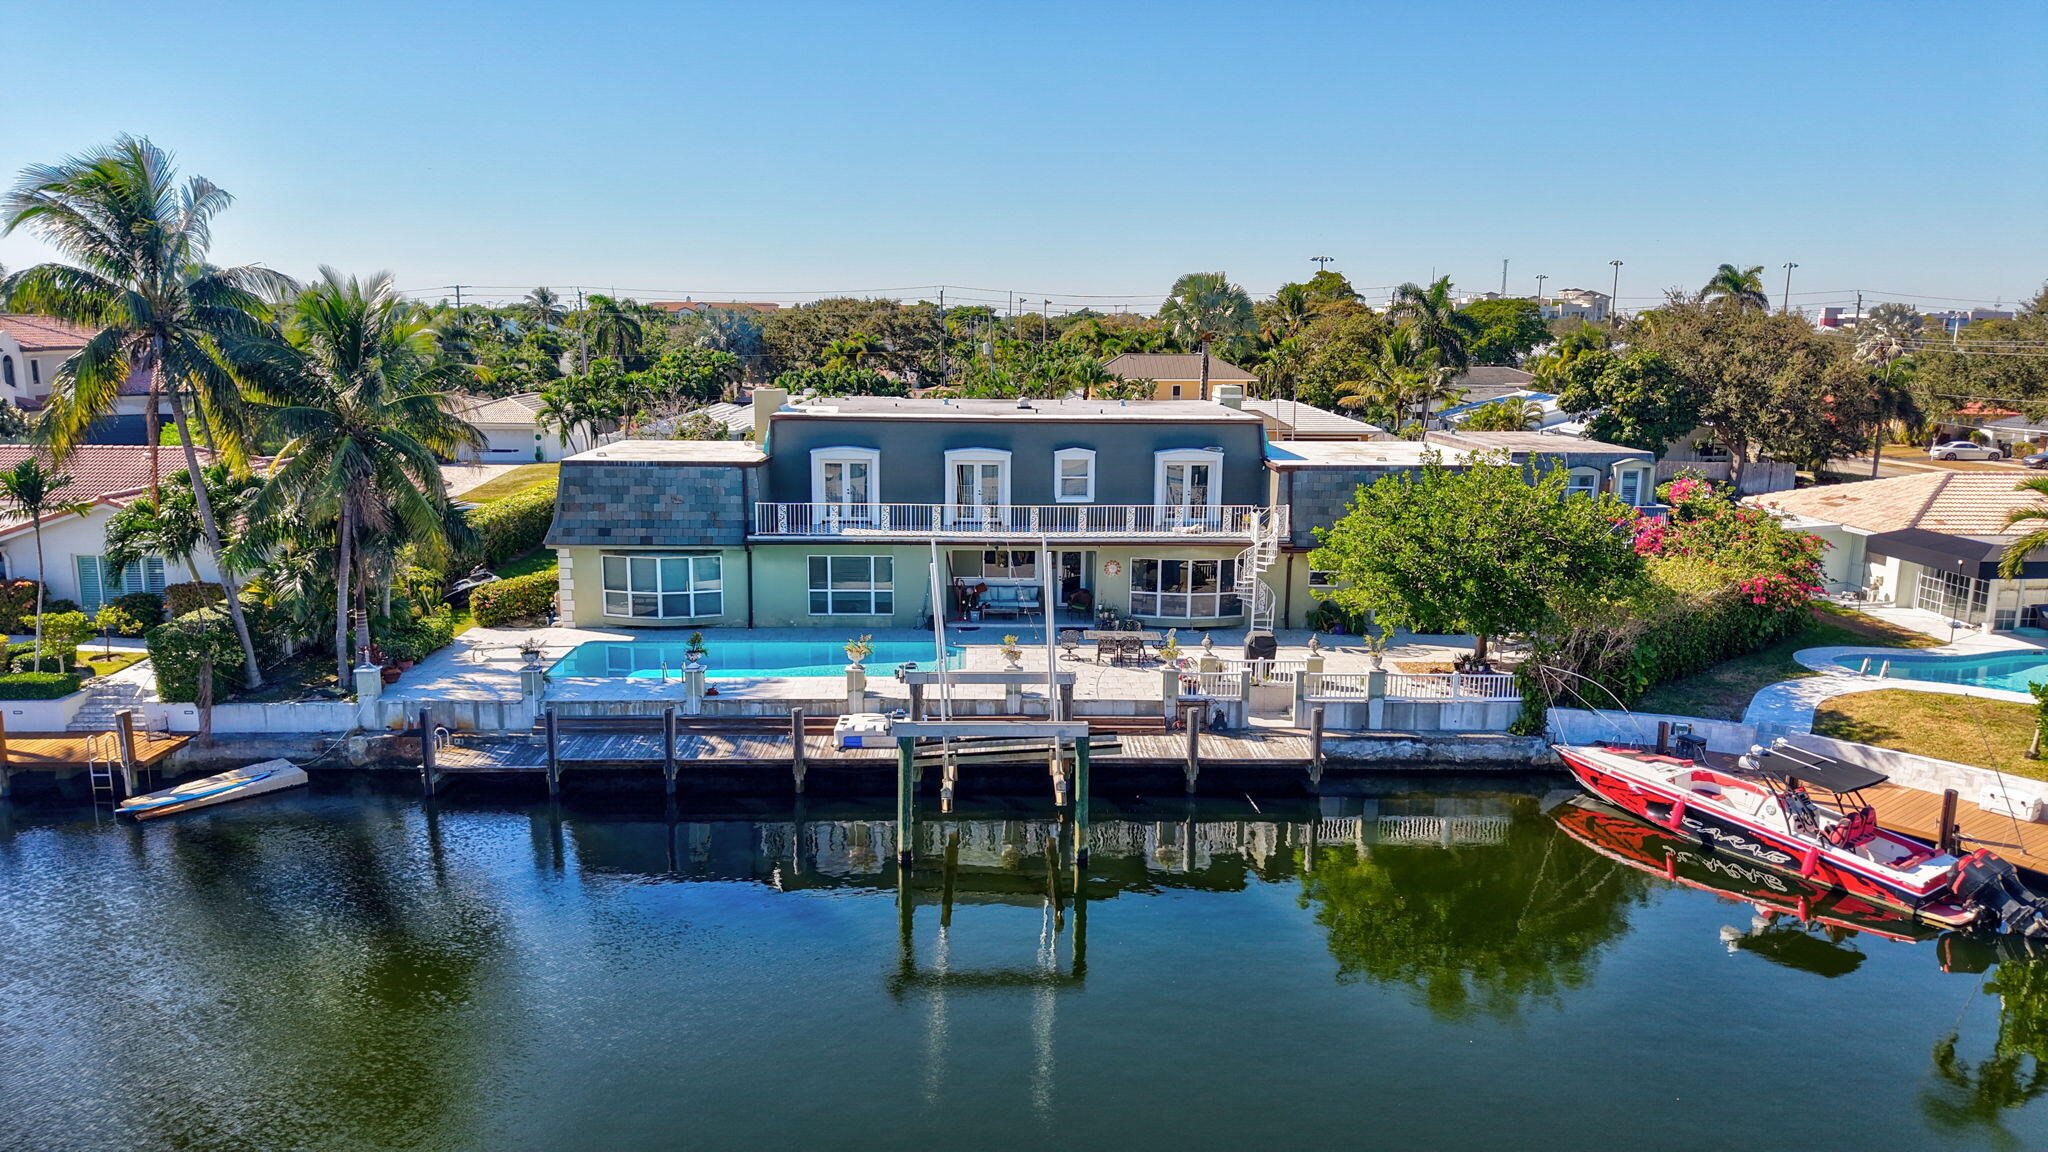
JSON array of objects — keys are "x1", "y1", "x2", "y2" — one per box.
[
  {"x1": 2024, "y1": 452, "x2": 2048, "y2": 470},
  {"x1": 1929, "y1": 440, "x2": 2003, "y2": 461}
]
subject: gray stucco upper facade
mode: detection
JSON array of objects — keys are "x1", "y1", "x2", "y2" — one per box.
[{"x1": 763, "y1": 413, "x2": 1269, "y2": 506}]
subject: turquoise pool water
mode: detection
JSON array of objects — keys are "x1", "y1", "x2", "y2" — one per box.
[
  {"x1": 550, "y1": 639, "x2": 965, "y2": 679},
  {"x1": 1834, "y1": 648, "x2": 2048, "y2": 693}
]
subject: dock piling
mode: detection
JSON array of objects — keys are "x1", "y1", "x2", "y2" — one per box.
[
  {"x1": 1184, "y1": 705, "x2": 1202, "y2": 794},
  {"x1": 791, "y1": 708, "x2": 808, "y2": 793},
  {"x1": 418, "y1": 708, "x2": 438, "y2": 797},
  {"x1": 1939, "y1": 788, "x2": 1960, "y2": 854},
  {"x1": 895, "y1": 736, "x2": 917, "y2": 868},
  {"x1": 544, "y1": 707, "x2": 560, "y2": 797},
  {"x1": 1073, "y1": 737, "x2": 1091, "y2": 865},
  {"x1": 662, "y1": 706, "x2": 678, "y2": 796},
  {"x1": 114, "y1": 708, "x2": 141, "y2": 796},
  {"x1": 1309, "y1": 707, "x2": 1326, "y2": 789}
]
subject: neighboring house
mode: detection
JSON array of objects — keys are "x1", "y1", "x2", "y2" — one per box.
[
  {"x1": 1436, "y1": 390, "x2": 1570, "y2": 431},
  {"x1": 0, "y1": 445, "x2": 225, "y2": 610},
  {"x1": 1101, "y1": 352, "x2": 1256, "y2": 401},
  {"x1": 0, "y1": 314, "x2": 166, "y2": 444},
  {"x1": 549, "y1": 390, "x2": 1284, "y2": 631},
  {"x1": 450, "y1": 393, "x2": 586, "y2": 462},
  {"x1": 1423, "y1": 430, "x2": 1660, "y2": 507},
  {"x1": 1749, "y1": 474, "x2": 2048, "y2": 633},
  {"x1": 1237, "y1": 395, "x2": 1387, "y2": 441},
  {"x1": 646, "y1": 300, "x2": 782, "y2": 314},
  {"x1": 1543, "y1": 289, "x2": 1611, "y2": 324}
]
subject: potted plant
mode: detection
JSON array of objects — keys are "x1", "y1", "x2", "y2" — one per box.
[
  {"x1": 519, "y1": 636, "x2": 544, "y2": 664},
  {"x1": 1000, "y1": 634, "x2": 1023, "y2": 669},
  {"x1": 685, "y1": 630, "x2": 708, "y2": 663},
  {"x1": 844, "y1": 633, "x2": 875, "y2": 668},
  {"x1": 1361, "y1": 624, "x2": 1389, "y2": 670},
  {"x1": 1159, "y1": 628, "x2": 1182, "y2": 665}
]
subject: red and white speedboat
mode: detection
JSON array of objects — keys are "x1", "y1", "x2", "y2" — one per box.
[{"x1": 1556, "y1": 740, "x2": 2048, "y2": 936}]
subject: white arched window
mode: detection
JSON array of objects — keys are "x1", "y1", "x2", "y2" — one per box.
[{"x1": 1612, "y1": 463, "x2": 1649, "y2": 506}]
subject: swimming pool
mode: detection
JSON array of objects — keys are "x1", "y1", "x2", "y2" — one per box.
[
  {"x1": 549, "y1": 639, "x2": 965, "y2": 679},
  {"x1": 1833, "y1": 648, "x2": 2048, "y2": 693}
]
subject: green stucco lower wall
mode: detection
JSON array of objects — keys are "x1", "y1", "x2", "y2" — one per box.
[{"x1": 556, "y1": 546, "x2": 752, "y2": 629}]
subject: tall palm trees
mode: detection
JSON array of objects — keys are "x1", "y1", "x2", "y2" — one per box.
[
  {"x1": 579, "y1": 294, "x2": 643, "y2": 364},
  {"x1": 522, "y1": 287, "x2": 564, "y2": 329},
  {"x1": 244, "y1": 270, "x2": 481, "y2": 684},
  {"x1": 1388, "y1": 277, "x2": 1476, "y2": 371},
  {"x1": 0, "y1": 459, "x2": 93, "y2": 668},
  {"x1": 1, "y1": 136, "x2": 282, "y2": 687},
  {"x1": 1701, "y1": 264, "x2": 1770, "y2": 311},
  {"x1": 1159, "y1": 272, "x2": 1254, "y2": 399},
  {"x1": 1334, "y1": 329, "x2": 1461, "y2": 430},
  {"x1": 2002, "y1": 477, "x2": 2048, "y2": 580}
]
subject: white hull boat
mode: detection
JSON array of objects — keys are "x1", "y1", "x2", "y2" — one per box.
[{"x1": 115, "y1": 759, "x2": 308, "y2": 820}]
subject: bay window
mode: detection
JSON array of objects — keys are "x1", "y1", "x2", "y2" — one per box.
[
  {"x1": 1130, "y1": 557, "x2": 1240, "y2": 619},
  {"x1": 601, "y1": 553, "x2": 722, "y2": 619},
  {"x1": 809, "y1": 555, "x2": 894, "y2": 615}
]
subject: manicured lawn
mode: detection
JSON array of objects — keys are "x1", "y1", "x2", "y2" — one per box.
[
  {"x1": 458, "y1": 463, "x2": 558, "y2": 503},
  {"x1": 450, "y1": 550, "x2": 558, "y2": 634},
  {"x1": 1813, "y1": 689, "x2": 2045, "y2": 780},
  {"x1": 1632, "y1": 604, "x2": 1941, "y2": 721},
  {"x1": 78, "y1": 650, "x2": 148, "y2": 679}
]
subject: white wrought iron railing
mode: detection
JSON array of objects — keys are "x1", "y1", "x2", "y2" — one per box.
[
  {"x1": 1213, "y1": 656, "x2": 1311, "y2": 685},
  {"x1": 752, "y1": 502, "x2": 1268, "y2": 538}
]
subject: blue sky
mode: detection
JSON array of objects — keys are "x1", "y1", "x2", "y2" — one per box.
[{"x1": 2, "y1": 1, "x2": 2041, "y2": 315}]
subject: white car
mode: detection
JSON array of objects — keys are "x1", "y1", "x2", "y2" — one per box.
[{"x1": 1930, "y1": 440, "x2": 2003, "y2": 461}]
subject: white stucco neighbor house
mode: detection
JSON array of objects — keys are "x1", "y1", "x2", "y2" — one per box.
[
  {"x1": 1747, "y1": 473, "x2": 2048, "y2": 634},
  {"x1": 0, "y1": 445, "x2": 229, "y2": 610},
  {"x1": 0, "y1": 314, "x2": 167, "y2": 444},
  {"x1": 449, "y1": 393, "x2": 587, "y2": 463}
]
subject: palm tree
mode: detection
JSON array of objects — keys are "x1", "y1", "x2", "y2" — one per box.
[
  {"x1": 0, "y1": 458, "x2": 94, "y2": 669},
  {"x1": 1335, "y1": 328, "x2": 1461, "y2": 429},
  {"x1": 1, "y1": 136, "x2": 283, "y2": 687},
  {"x1": 1066, "y1": 359, "x2": 1116, "y2": 399},
  {"x1": 822, "y1": 333, "x2": 882, "y2": 372},
  {"x1": 1854, "y1": 313, "x2": 1921, "y2": 479},
  {"x1": 244, "y1": 269, "x2": 482, "y2": 685},
  {"x1": 1262, "y1": 283, "x2": 1316, "y2": 344},
  {"x1": 1460, "y1": 398, "x2": 1544, "y2": 432},
  {"x1": 104, "y1": 464, "x2": 259, "y2": 584},
  {"x1": 1701, "y1": 264, "x2": 1770, "y2": 311},
  {"x1": 1388, "y1": 277, "x2": 1476, "y2": 371},
  {"x1": 579, "y1": 294, "x2": 643, "y2": 365},
  {"x1": 522, "y1": 287, "x2": 564, "y2": 329},
  {"x1": 2002, "y1": 477, "x2": 2048, "y2": 579},
  {"x1": 1158, "y1": 272, "x2": 1254, "y2": 399}
]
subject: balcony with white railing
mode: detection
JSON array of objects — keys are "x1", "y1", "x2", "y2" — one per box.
[{"x1": 751, "y1": 502, "x2": 1274, "y2": 541}]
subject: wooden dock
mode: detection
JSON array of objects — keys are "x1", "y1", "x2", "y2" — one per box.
[
  {"x1": 0, "y1": 719, "x2": 191, "y2": 800},
  {"x1": 1867, "y1": 781, "x2": 2048, "y2": 876}
]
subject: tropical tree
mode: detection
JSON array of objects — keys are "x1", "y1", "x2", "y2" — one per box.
[
  {"x1": 2001, "y1": 477, "x2": 2048, "y2": 580},
  {"x1": 1458, "y1": 298, "x2": 1550, "y2": 366},
  {"x1": 0, "y1": 135, "x2": 283, "y2": 686},
  {"x1": 243, "y1": 269, "x2": 482, "y2": 685},
  {"x1": 521, "y1": 286, "x2": 564, "y2": 329},
  {"x1": 1333, "y1": 328, "x2": 1460, "y2": 429},
  {"x1": 104, "y1": 464, "x2": 259, "y2": 584},
  {"x1": 1066, "y1": 359, "x2": 1117, "y2": 399},
  {"x1": 0, "y1": 459, "x2": 94, "y2": 669},
  {"x1": 821, "y1": 333, "x2": 883, "y2": 372},
  {"x1": 1389, "y1": 276, "x2": 1477, "y2": 371},
  {"x1": 1459, "y1": 398, "x2": 1544, "y2": 431},
  {"x1": 1158, "y1": 272, "x2": 1255, "y2": 400},
  {"x1": 1701, "y1": 263, "x2": 1770, "y2": 311},
  {"x1": 579, "y1": 294, "x2": 644, "y2": 365}
]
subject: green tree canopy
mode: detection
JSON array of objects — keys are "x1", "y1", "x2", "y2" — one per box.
[
  {"x1": 1457, "y1": 298, "x2": 1550, "y2": 366},
  {"x1": 1307, "y1": 455, "x2": 1645, "y2": 660},
  {"x1": 1551, "y1": 349, "x2": 1700, "y2": 455}
]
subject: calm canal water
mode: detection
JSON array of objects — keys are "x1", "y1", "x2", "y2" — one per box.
[{"x1": 5, "y1": 775, "x2": 2048, "y2": 1151}]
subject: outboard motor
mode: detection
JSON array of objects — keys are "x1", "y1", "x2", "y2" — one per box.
[{"x1": 1950, "y1": 849, "x2": 2048, "y2": 937}]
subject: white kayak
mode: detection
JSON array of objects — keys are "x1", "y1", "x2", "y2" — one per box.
[{"x1": 115, "y1": 759, "x2": 308, "y2": 820}]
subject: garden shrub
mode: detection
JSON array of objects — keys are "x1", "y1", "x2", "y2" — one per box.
[
  {"x1": 108, "y1": 591, "x2": 165, "y2": 632},
  {"x1": 0, "y1": 672, "x2": 83, "y2": 699},
  {"x1": 458, "y1": 481, "x2": 557, "y2": 572},
  {"x1": 471, "y1": 571, "x2": 558, "y2": 627},
  {"x1": 146, "y1": 602, "x2": 281, "y2": 704},
  {"x1": 28, "y1": 611, "x2": 94, "y2": 669},
  {"x1": 0, "y1": 580, "x2": 44, "y2": 634},
  {"x1": 164, "y1": 581, "x2": 226, "y2": 618},
  {"x1": 373, "y1": 610, "x2": 457, "y2": 664}
]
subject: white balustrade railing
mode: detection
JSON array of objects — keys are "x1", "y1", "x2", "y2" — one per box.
[
  {"x1": 1383, "y1": 672, "x2": 1518, "y2": 701},
  {"x1": 1302, "y1": 672, "x2": 1373, "y2": 700},
  {"x1": 753, "y1": 503, "x2": 1268, "y2": 538},
  {"x1": 1175, "y1": 670, "x2": 1247, "y2": 700},
  {"x1": 1214, "y1": 656, "x2": 1310, "y2": 685}
]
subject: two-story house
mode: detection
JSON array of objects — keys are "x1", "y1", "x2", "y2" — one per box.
[
  {"x1": 547, "y1": 390, "x2": 1285, "y2": 631},
  {"x1": 0, "y1": 314, "x2": 167, "y2": 443}
]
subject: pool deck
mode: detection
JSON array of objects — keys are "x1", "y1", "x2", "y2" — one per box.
[{"x1": 1743, "y1": 630, "x2": 2042, "y2": 735}]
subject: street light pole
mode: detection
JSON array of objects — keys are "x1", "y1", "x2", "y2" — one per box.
[
  {"x1": 1781, "y1": 263, "x2": 1799, "y2": 315},
  {"x1": 1535, "y1": 274, "x2": 1548, "y2": 302},
  {"x1": 1500, "y1": 258, "x2": 1508, "y2": 296},
  {"x1": 1608, "y1": 260, "x2": 1623, "y2": 327},
  {"x1": 1312, "y1": 256, "x2": 1333, "y2": 274}
]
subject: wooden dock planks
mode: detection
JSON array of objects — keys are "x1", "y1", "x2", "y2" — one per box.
[
  {"x1": 0, "y1": 730, "x2": 187, "y2": 771},
  {"x1": 1867, "y1": 781, "x2": 2048, "y2": 876}
]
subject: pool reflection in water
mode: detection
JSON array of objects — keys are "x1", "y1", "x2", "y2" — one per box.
[{"x1": 3, "y1": 782, "x2": 2046, "y2": 1150}]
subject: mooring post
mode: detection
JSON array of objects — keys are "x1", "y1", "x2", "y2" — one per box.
[
  {"x1": 0, "y1": 711, "x2": 12, "y2": 801},
  {"x1": 662, "y1": 705, "x2": 678, "y2": 797},
  {"x1": 940, "y1": 829, "x2": 960, "y2": 929},
  {"x1": 791, "y1": 707, "x2": 808, "y2": 794},
  {"x1": 1058, "y1": 680, "x2": 1075, "y2": 724},
  {"x1": 907, "y1": 682, "x2": 924, "y2": 722},
  {"x1": 1073, "y1": 737, "x2": 1091, "y2": 866},
  {"x1": 114, "y1": 708, "x2": 141, "y2": 796},
  {"x1": 1309, "y1": 706, "x2": 1326, "y2": 789},
  {"x1": 895, "y1": 736, "x2": 917, "y2": 868},
  {"x1": 418, "y1": 707, "x2": 437, "y2": 797},
  {"x1": 544, "y1": 707, "x2": 560, "y2": 798},
  {"x1": 1655, "y1": 721, "x2": 1671, "y2": 755},
  {"x1": 1184, "y1": 705, "x2": 1202, "y2": 794},
  {"x1": 1939, "y1": 788, "x2": 1960, "y2": 854},
  {"x1": 1049, "y1": 736, "x2": 1069, "y2": 808}
]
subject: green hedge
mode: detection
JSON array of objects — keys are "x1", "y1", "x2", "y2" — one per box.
[
  {"x1": 146, "y1": 602, "x2": 281, "y2": 704},
  {"x1": 164, "y1": 581, "x2": 226, "y2": 618},
  {"x1": 471, "y1": 572, "x2": 558, "y2": 627},
  {"x1": 373, "y1": 610, "x2": 457, "y2": 664},
  {"x1": 463, "y1": 481, "x2": 557, "y2": 570},
  {"x1": 0, "y1": 672, "x2": 83, "y2": 699},
  {"x1": 108, "y1": 591, "x2": 165, "y2": 633}
]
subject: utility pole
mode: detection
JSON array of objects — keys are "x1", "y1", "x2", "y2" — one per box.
[
  {"x1": 574, "y1": 287, "x2": 589, "y2": 370},
  {"x1": 452, "y1": 284, "x2": 468, "y2": 308},
  {"x1": 1855, "y1": 290, "x2": 1862, "y2": 327},
  {"x1": 1535, "y1": 274, "x2": 1548, "y2": 302},
  {"x1": 1780, "y1": 263, "x2": 1798, "y2": 315},
  {"x1": 1312, "y1": 255, "x2": 1333, "y2": 274},
  {"x1": 1608, "y1": 261, "x2": 1624, "y2": 327},
  {"x1": 1500, "y1": 259, "x2": 1508, "y2": 296}
]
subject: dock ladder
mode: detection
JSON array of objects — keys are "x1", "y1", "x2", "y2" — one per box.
[{"x1": 86, "y1": 732, "x2": 122, "y2": 805}]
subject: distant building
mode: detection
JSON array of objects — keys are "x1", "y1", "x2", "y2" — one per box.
[
  {"x1": 647, "y1": 301, "x2": 783, "y2": 314},
  {"x1": 448, "y1": 393, "x2": 588, "y2": 463},
  {"x1": 1236, "y1": 396, "x2": 1386, "y2": 441},
  {"x1": 1929, "y1": 307, "x2": 2016, "y2": 333},
  {"x1": 1101, "y1": 352, "x2": 1256, "y2": 401},
  {"x1": 1541, "y1": 288, "x2": 1611, "y2": 324}
]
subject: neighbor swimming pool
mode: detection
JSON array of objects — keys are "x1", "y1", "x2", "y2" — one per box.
[
  {"x1": 549, "y1": 639, "x2": 965, "y2": 679},
  {"x1": 1833, "y1": 648, "x2": 2048, "y2": 693}
]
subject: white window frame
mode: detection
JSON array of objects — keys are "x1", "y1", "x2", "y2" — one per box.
[
  {"x1": 1129, "y1": 556, "x2": 1240, "y2": 619},
  {"x1": 1154, "y1": 448, "x2": 1226, "y2": 522},
  {"x1": 810, "y1": 446, "x2": 881, "y2": 512},
  {"x1": 1565, "y1": 467, "x2": 1602, "y2": 498},
  {"x1": 943, "y1": 448, "x2": 1012, "y2": 507},
  {"x1": 1053, "y1": 447, "x2": 1096, "y2": 503},
  {"x1": 76, "y1": 554, "x2": 167, "y2": 611},
  {"x1": 808, "y1": 554, "x2": 894, "y2": 616},
  {"x1": 1613, "y1": 464, "x2": 1648, "y2": 506},
  {"x1": 600, "y1": 552, "x2": 723, "y2": 620},
  {"x1": 1307, "y1": 569, "x2": 1343, "y2": 591}
]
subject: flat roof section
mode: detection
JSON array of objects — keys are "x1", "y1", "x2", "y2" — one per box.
[
  {"x1": 1263, "y1": 440, "x2": 1474, "y2": 469},
  {"x1": 778, "y1": 397, "x2": 1259, "y2": 422},
  {"x1": 565, "y1": 439, "x2": 767, "y2": 465}
]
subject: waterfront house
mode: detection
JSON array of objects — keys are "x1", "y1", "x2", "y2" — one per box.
[
  {"x1": 1748, "y1": 473, "x2": 2048, "y2": 632},
  {"x1": 0, "y1": 314, "x2": 165, "y2": 444},
  {"x1": 1101, "y1": 352, "x2": 1256, "y2": 401},
  {"x1": 0, "y1": 445, "x2": 227, "y2": 608}
]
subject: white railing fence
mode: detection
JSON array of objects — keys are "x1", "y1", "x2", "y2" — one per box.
[
  {"x1": 1383, "y1": 672, "x2": 1517, "y2": 701},
  {"x1": 1214, "y1": 656, "x2": 1310, "y2": 684},
  {"x1": 753, "y1": 503, "x2": 1266, "y2": 538},
  {"x1": 1175, "y1": 670, "x2": 1247, "y2": 700}
]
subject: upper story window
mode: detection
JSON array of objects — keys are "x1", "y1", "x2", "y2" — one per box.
[
  {"x1": 811, "y1": 446, "x2": 880, "y2": 510},
  {"x1": 1053, "y1": 448, "x2": 1095, "y2": 503},
  {"x1": 1155, "y1": 448, "x2": 1225, "y2": 514},
  {"x1": 1, "y1": 357, "x2": 13, "y2": 389},
  {"x1": 1614, "y1": 465, "x2": 1648, "y2": 506},
  {"x1": 944, "y1": 448, "x2": 1011, "y2": 517},
  {"x1": 1565, "y1": 468, "x2": 1601, "y2": 497},
  {"x1": 28, "y1": 360, "x2": 38, "y2": 387}
]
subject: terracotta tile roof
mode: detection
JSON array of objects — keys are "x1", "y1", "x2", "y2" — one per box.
[
  {"x1": 1747, "y1": 472, "x2": 2034, "y2": 537},
  {"x1": 1101, "y1": 353, "x2": 1257, "y2": 382},
  {"x1": 0, "y1": 314, "x2": 96, "y2": 351},
  {"x1": 0, "y1": 445, "x2": 222, "y2": 539}
]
